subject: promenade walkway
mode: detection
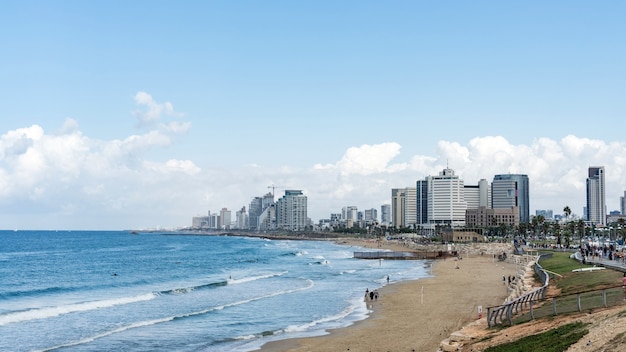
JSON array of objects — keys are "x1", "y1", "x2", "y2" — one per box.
[{"x1": 572, "y1": 251, "x2": 626, "y2": 273}]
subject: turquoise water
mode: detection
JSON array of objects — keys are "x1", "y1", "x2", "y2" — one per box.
[{"x1": 0, "y1": 231, "x2": 430, "y2": 351}]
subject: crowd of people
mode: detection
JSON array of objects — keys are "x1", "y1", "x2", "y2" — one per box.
[
  {"x1": 364, "y1": 288, "x2": 379, "y2": 300},
  {"x1": 580, "y1": 242, "x2": 626, "y2": 264}
]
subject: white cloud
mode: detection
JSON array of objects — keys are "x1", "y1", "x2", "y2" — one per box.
[
  {"x1": 316, "y1": 142, "x2": 404, "y2": 175},
  {"x1": 133, "y1": 91, "x2": 182, "y2": 127},
  {"x1": 2, "y1": 105, "x2": 626, "y2": 230}
]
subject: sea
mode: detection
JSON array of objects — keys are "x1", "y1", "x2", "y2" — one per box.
[{"x1": 0, "y1": 230, "x2": 431, "y2": 352}]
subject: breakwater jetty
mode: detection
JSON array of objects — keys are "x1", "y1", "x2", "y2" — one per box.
[{"x1": 354, "y1": 250, "x2": 453, "y2": 260}]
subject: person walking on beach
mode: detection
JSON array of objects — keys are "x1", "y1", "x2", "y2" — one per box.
[
  {"x1": 365, "y1": 288, "x2": 369, "y2": 300},
  {"x1": 387, "y1": 275, "x2": 390, "y2": 284}
]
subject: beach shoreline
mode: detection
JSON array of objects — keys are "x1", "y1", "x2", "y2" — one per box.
[{"x1": 259, "y1": 238, "x2": 519, "y2": 352}]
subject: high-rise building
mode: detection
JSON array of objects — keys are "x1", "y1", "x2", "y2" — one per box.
[
  {"x1": 620, "y1": 191, "x2": 626, "y2": 215},
  {"x1": 416, "y1": 180, "x2": 428, "y2": 225},
  {"x1": 342, "y1": 206, "x2": 358, "y2": 222},
  {"x1": 276, "y1": 190, "x2": 308, "y2": 231},
  {"x1": 464, "y1": 179, "x2": 491, "y2": 210},
  {"x1": 428, "y1": 167, "x2": 467, "y2": 227},
  {"x1": 220, "y1": 208, "x2": 231, "y2": 230},
  {"x1": 405, "y1": 187, "x2": 417, "y2": 227},
  {"x1": 364, "y1": 208, "x2": 378, "y2": 224},
  {"x1": 391, "y1": 187, "x2": 416, "y2": 228},
  {"x1": 258, "y1": 204, "x2": 276, "y2": 231},
  {"x1": 248, "y1": 197, "x2": 263, "y2": 230},
  {"x1": 248, "y1": 192, "x2": 275, "y2": 231},
  {"x1": 392, "y1": 188, "x2": 403, "y2": 227},
  {"x1": 586, "y1": 166, "x2": 606, "y2": 225},
  {"x1": 235, "y1": 206, "x2": 247, "y2": 229},
  {"x1": 380, "y1": 204, "x2": 391, "y2": 225},
  {"x1": 492, "y1": 174, "x2": 529, "y2": 223}
]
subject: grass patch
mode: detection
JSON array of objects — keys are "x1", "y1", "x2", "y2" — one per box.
[
  {"x1": 484, "y1": 322, "x2": 589, "y2": 352},
  {"x1": 539, "y1": 252, "x2": 623, "y2": 294}
]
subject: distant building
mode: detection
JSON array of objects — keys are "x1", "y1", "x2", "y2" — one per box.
[
  {"x1": 464, "y1": 179, "x2": 491, "y2": 210},
  {"x1": 391, "y1": 187, "x2": 416, "y2": 228},
  {"x1": 380, "y1": 204, "x2": 391, "y2": 225},
  {"x1": 235, "y1": 207, "x2": 247, "y2": 229},
  {"x1": 248, "y1": 197, "x2": 263, "y2": 230},
  {"x1": 258, "y1": 204, "x2": 276, "y2": 231},
  {"x1": 417, "y1": 167, "x2": 467, "y2": 229},
  {"x1": 586, "y1": 166, "x2": 606, "y2": 225},
  {"x1": 364, "y1": 208, "x2": 378, "y2": 224},
  {"x1": 492, "y1": 174, "x2": 529, "y2": 223},
  {"x1": 342, "y1": 206, "x2": 358, "y2": 222},
  {"x1": 249, "y1": 193, "x2": 274, "y2": 231},
  {"x1": 535, "y1": 209, "x2": 554, "y2": 220},
  {"x1": 220, "y1": 208, "x2": 231, "y2": 230},
  {"x1": 192, "y1": 214, "x2": 210, "y2": 229},
  {"x1": 276, "y1": 190, "x2": 308, "y2": 231},
  {"x1": 620, "y1": 191, "x2": 626, "y2": 215},
  {"x1": 441, "y1": 228, "x2": 486, "y2": 243},
  {"x1": 465, "y1": 206, "x2": 519, "y2": 228}
]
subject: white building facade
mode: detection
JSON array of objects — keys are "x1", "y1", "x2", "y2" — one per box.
[{"x1": 276, "y1": 190, "x2": 308, "y2": 231}]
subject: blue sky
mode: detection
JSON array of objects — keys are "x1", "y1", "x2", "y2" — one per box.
[{"x1": 1, "y1": 1, "x2": 625, "y2": 229}]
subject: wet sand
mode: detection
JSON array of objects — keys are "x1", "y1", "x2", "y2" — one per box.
[{"x1": 260, "y1": 240, "x2": 519, "y2": 352}]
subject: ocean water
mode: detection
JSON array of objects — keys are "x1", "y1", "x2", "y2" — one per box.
[{"x1": 0, "y1": 231, "x2": 431, "y2": 351}]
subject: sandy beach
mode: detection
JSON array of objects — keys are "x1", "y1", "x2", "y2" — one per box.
[{"x1": 260, "y1": 240, "x2": 521, "y2": 352}]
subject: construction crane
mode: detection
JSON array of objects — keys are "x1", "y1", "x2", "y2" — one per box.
[{"x1": 267, "y1": 185, "x2": 285, "y2": 198}]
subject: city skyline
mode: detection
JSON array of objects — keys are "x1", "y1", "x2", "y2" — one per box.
[{"x1": 1, "y1": 2, "x2": 625, "y2": 230}]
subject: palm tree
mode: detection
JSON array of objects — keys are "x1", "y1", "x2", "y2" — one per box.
[
  {"x1": 537, "y1": 215, "x2": 546, "y2": 238},
  {"x1": 531, "y1": 216, "x2": 538, "y2": 237},
  {"x1": 553, "y1": 221, "x2": 561, "y2": 245},
  {"x1": 563, "y1": 206, "x2": 572, "y2": 221}
]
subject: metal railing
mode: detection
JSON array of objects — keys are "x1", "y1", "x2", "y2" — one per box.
[
  {"x1": 486, "y1": 253, "x2": 550, "y2": 328},
  {"x1": 487, "y1": 251, "x2": 626, "y2": 328}
]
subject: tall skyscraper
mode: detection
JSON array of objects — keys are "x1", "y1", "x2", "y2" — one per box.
[
  {"x1": 248, "y1": 197, "x2": 263, "y2": 230},
  {"x1": 416, "y1": 167, "x2": 467, "y2": 229},
  {"x1": 364, "y1": 208, "x2": 378, "y2": 223},
  {"x1": 342, "y1": 206, "x2": 358, "y2": 222},
  {"x1": 276, "y1": 190, "x2": 308, "y2": 231},
  {"x1": 391, "y1": 187, "x2": 416, "y2": 228},
  {"x1": 621, "y1": 191, "x2": 626, "y2": 215},
  {"x1": 380, "y1": 204, "x2": 391, "y2": 225},
  {"x1": 492, "y1": 174, "x2": 529, "y2": 224},
  {"x1": 235, "y1": 206, "x2": 247, "y2": 229},
  {"x1": 219, "y1": 208, "x2": 231, "y2": 230},
  {"x1": 586, "y1": 166, "x2": 606, "y2": 225},
  {"x1": 248, "y1": 192, "x2": 274, "y2": 231}
]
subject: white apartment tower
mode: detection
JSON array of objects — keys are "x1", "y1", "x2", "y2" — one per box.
[
  {"x1": 276, "y1": 190, "x2": 308, "y2": 231},
  {"x1": 586, "y1": 166, "x2": 606, "y2": 225},
  {"x1": 342, "y1": 206, "x2": 358, "y2": 221},
  {"x1": 417, "y1": 167, "x2": 467, "y2": 229}
]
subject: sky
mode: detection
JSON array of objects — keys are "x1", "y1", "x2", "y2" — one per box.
[{"x1": 1, "y1": 1, "x2": 625, "y2": 230}]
